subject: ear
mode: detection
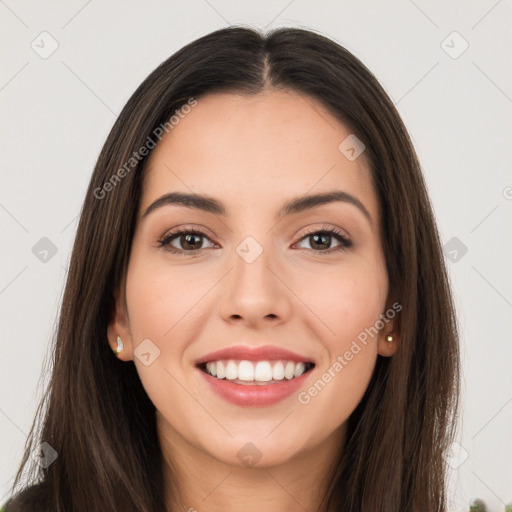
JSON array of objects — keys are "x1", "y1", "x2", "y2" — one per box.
[
  {"x1": 376, "y1": 300, "x2": 401, "y2": 357},
  {"x1": 106, "y1": 284, "x2": 134, "y2": 362}
]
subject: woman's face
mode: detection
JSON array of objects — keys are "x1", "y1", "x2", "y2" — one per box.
[{"x1": 109, "y1": 89, "x2": 397, "y2": 468}]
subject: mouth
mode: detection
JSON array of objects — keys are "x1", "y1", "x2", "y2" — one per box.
[
  {"x1": 194, "y1": 344, "x2": 317, "y2": 406},
  {"x1": 195, "y1": 358, "x2": 316, "y2": 407},
  {"x1": 196, "y1": 359, "x2": 316, "y2": 385}
]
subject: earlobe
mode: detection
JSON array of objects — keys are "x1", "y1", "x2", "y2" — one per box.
[
  {"x1": 106, "y1": 289, "x2": 133, "y2": 361},
  {"x1": 377, "y1": 298, "x2": 401, "y2": 357},
  {"x1": 378, "y1": 332, "x2": 399, "y2": 357}
]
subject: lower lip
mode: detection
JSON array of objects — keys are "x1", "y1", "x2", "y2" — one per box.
[{"x1": 197, "y1": 366, "x2": 314, "y2": 407}]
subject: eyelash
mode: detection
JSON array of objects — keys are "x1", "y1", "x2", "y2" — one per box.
[{"x1": 157, "y1": 226, "x2": 353, "y2": 256}]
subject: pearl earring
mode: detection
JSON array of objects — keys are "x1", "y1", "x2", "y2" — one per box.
[
  {"x1": 115, "y1": 336, "x2": 124, "y2": 354},
  {"x1": 386, "y1": 335, "x2": 393, "y2": 342}
]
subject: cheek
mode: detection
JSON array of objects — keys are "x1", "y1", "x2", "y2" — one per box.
[
  {"x1": 296, "y1": 272, "x2": 384, "y2": 423},
  {"x1": 125, "y1": 237, "x2": 202, "y2": 336},
  {"x1": 304, "y1": 265, "x2": 386, "y2": 341},
  {"x1": 123, "y1": 258, "x2": 192, "y2": 410},
  {"x1": 126, "y1": 271, "x2": 176, "y2": 339}
]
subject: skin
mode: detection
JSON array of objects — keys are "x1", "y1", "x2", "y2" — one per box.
[{"x1": 107, "y1": 89, "x2": 399, "y2": 512}]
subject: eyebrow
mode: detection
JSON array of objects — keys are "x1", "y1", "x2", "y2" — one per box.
[{"x1": 142, "y1": 190, "x2": 373, "y2": 227}]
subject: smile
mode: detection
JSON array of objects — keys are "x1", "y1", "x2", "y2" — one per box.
[
  {"x1": 196, "y1": 359, "x2": 316, "y2": 406},
  {"x1": 200, "y1": 359, "x2": 314, "y2": 383}
]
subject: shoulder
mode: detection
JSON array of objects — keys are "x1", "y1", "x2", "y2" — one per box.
[{"x1": 1, "y1": 482, "x2": 51, "y2": 512}]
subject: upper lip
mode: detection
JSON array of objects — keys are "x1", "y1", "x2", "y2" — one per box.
[{"x1": 195, "y1": 345, "x2": 316, "y2": 366}]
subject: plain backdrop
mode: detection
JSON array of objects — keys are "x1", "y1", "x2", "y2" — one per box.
[{"x1": 1, "y1": 1, "x2": 511, "y2": 510}]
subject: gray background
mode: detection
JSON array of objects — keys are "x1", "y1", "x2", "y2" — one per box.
[{"x1": 1, "y1": 1, "x2": 511, "y2": 510}]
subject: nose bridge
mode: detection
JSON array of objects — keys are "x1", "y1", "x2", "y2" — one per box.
[
  {"x1": 219, "y1": 230, "x2": 291, "y2": 324},
  {"x1": 232, "y1": 232, "x2": 275, "y2": 298},
  {"x1": 229, "y1": 208, "x2": 274, "y2": 271}
]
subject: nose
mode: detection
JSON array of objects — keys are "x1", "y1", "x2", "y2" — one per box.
[{"x1": 218, "y1": 240, "x2": 293, "y2": 328}]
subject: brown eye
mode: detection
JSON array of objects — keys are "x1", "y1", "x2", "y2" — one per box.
[
  {"x1": 158, "y1": 229, "x2": 215, "y2": 254},
  {"x1": 295, "y1": 228, "x2": 352, "y2": 254}
]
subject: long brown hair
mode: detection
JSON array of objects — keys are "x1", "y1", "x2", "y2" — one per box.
[{"x1": 5, "y1": 25, "x2": 460, "y2": 512}]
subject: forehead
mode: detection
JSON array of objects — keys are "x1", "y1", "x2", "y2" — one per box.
[{"x1": 140, "y1": 89, "x2": 378, "y2": 224}]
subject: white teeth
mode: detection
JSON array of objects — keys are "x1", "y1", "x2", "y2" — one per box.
[
  {"x1": 203, "y1": 359, "x2": 312, "y2": 382},
  {"x1": 225, "y1": 360, "x2": 238, "y2": 380},
  {"x1": 272, "y1": 361, "x2": 285, "y2": 380},
  {"x1": 216, "y1": 361, "x2": 225, "y2": 379},
  {"x1": 284, "y1": 361, "x2": 295, "y2": 379},
  {"x1": 254, "y1": 361, "x2": 273, "y2": 381},
  {"x1": 293, "y1": 362, "x2": 306, "y2": 378},
  {"x1": 238, "y1": 360, "x2": 255, "y2": 381}
]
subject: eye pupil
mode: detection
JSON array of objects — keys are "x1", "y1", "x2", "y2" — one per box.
[
  {"x1": 182, "y1": 233, "x2": 202, "y2": 250},
  {"x1": 310, "y1": 233, "x2": 330, "y2": 250}
]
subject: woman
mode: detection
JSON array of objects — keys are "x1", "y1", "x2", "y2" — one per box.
[{"x1": 3, "y1": 25, "x2": 460, "y2": 512}]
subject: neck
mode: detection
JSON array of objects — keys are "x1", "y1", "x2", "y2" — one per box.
[{"x1": 158, "y1": 417, "x2": 346, "y2": 512}]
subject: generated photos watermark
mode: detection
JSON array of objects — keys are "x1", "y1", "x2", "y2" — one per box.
[
  {"x1": 93, "y1": 97, "x2": 198, "y2": 200},
  {"x1": 297, "y1": 301, "x2": 402, "y2": 405}
]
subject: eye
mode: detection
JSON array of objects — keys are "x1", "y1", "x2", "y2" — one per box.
[
  {"x1": 294, "y1": 227, "x2": 352, "y2": 254},
  {"x1": 157, "y1": 226, "x2": 352, "y2": 255},
  {"x1": 157, "y1": 228, "x2": 215, "y2": 254}
]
